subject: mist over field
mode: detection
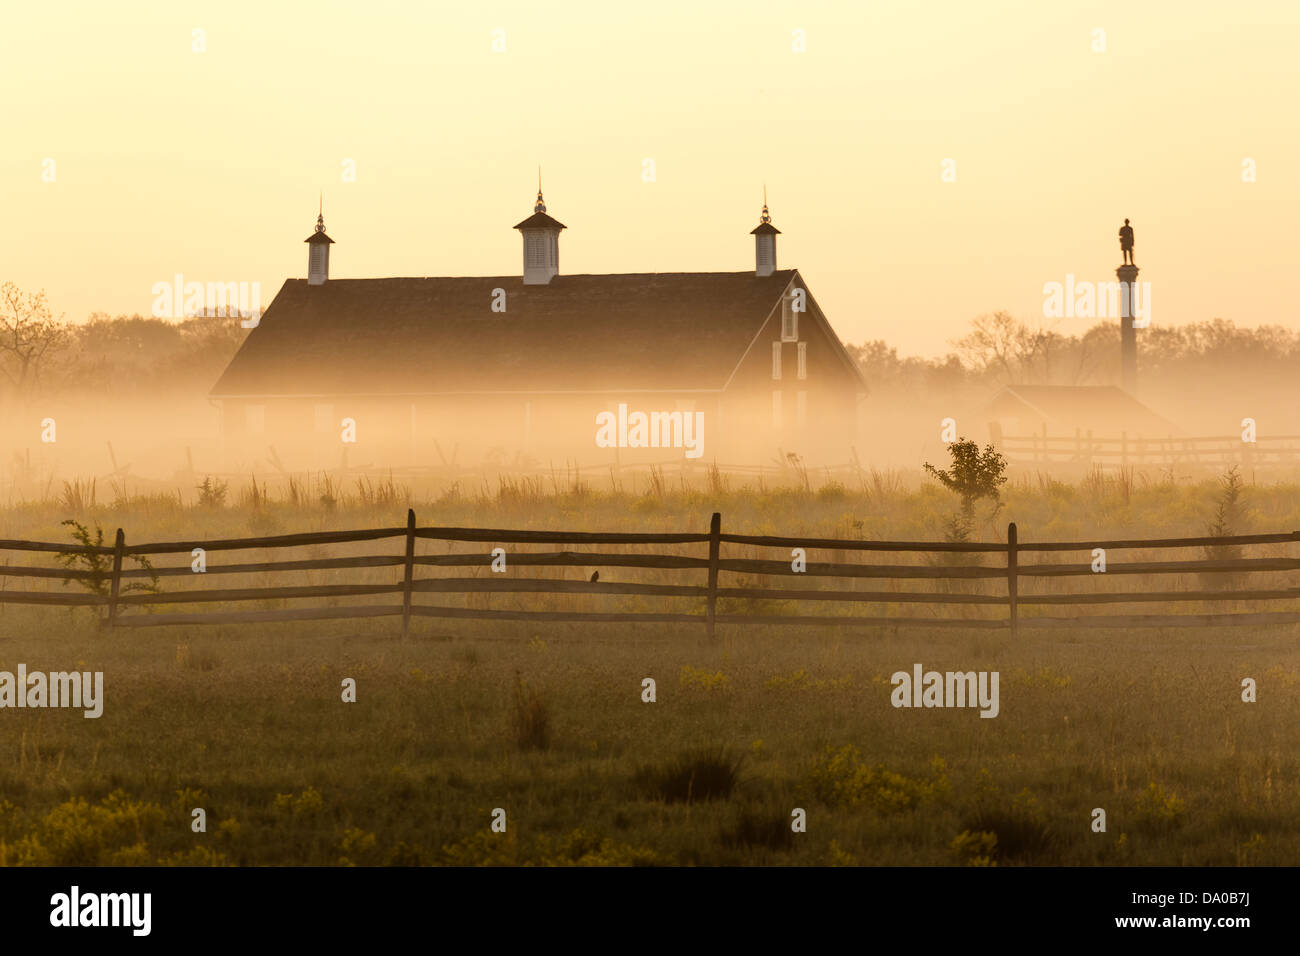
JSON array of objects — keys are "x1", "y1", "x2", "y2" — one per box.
[{"x1": 2, "y1": 304, "x2": 1297, "y2": 491}]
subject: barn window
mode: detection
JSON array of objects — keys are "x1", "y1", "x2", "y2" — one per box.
[
  {"x1": 796, "y1": 390, "x2": 807, "y2": 426},
  {"x1": 771, "y1": 390, "x2": 782, "y2": 428},
  {"x1": 771, "y1": 342, "x2": 782, "y2": 380},
  {"x1": 245, "y1": 404, "x2": 265, "y2": 434},
  {"x1": 797, "y1": 342, "x2": 807, "y2": 379},
  {"x1": 781, "y1": 296, "x2": 798, "y2": 342}
]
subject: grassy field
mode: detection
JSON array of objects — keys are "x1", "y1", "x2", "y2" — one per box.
[{"x1": 0, "y1": 471, "x2": 1297, "y2": 866}]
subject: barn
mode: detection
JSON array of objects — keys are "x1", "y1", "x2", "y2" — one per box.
[
  {"x1": 209, "y1": 191, "x2": 867, "y2": 470},
  {"x1": 984, "y1": 385, "x2": 1182, "y2": 443}
]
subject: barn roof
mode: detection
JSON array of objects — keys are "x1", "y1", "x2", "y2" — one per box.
[
  {"x1": 988, "y1": 385, "x2": 1182, "y2": 436},
  {"x1": 210, "y1": 270, "x2": 817, "y2": 396}
]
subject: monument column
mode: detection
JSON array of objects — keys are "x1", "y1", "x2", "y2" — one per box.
[{"x1": 1118, "y1": 263, "x2": 1139, "y2": 393}]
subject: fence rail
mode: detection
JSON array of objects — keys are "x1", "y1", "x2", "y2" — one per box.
[
  {"x1": 995, "y1": 430, "x2": 1300, "y2": 468},
  {"x1": 1, "y1": 512, "x2": 1297, "y2": 635}
]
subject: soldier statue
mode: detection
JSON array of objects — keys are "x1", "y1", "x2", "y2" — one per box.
[{"x1": 1118, "y1": 219, "x2": 1135, "y2": 265}]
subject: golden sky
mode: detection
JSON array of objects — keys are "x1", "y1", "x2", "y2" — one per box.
[{"x1": 3, "y1": 0, "x2": 1298, "y2": 356}]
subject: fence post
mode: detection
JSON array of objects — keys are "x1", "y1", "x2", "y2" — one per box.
[
  {"x1": 706, "y1": 512, "x2": 721, "y2": 640},
  {"x1": 107, "y1": 528, "x2": 125, "y2": 629},
  {"x1": 1006, "y1": 522, "x2": 1018, "y2": 639},
  {"x1": 401, "y1": 508, "x2": 416, "y2": 640}
]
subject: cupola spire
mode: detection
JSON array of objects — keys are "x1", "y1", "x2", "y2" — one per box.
[
  {"x1": 304, "y1": 194, "x2": 335, "y2": 285},
  {"x1": 750, "y1": 186, "x2": 781, "y2": 276},
  {"x1": 514, "y1": 176, "x2": 565, "y2": 285}
]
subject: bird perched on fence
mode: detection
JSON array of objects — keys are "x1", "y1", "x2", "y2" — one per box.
[{"x1": 589, "y1": 571, "x2": 600, "y2": 583}]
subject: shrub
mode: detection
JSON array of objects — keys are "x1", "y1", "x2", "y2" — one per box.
[
  {"x1": 1201, "y1": 467, "x2": 1246, "y2": 592},
  {"x1": 511, "y1": 673, "x2": 550, "y2": 751},
  {"x1": 923, "y1": 438, "x2": 1008, "y2": 514},
  {"x1": 1134, "y1": 782, "x2": 1186, "y2": 828},
  {"x1": 635, "y1": 748, "x2": 743, "y2": 803},
  {"x1": 960, "y1": 787, "x2": 1056, "y2": 861},
  {"x1": 817, "y1": 480, "x2": 848, "y2": 502},
  {"x1": 679, "y1": 665, "x2": 729, "y2": 692},
  {"x1": 805, "y1": 746, "x2": 949, "y2": 812},
  {"x1": 195, "y1": 475, "x2": 228, "y2": 508},
  {"x1": 958, "y1": 809, "x2": 1054, "y2": 861},
  {"x1": 720, "y1": 806, "x2": 795, "y2": 851},
  {"x1": 950, "y1": 829, "x2": 999, "y2": 866},
  {"x1": 272, "y1": 787, "x2": 325, "y2": 817},
  {"x1": 0, "y1": 790, "x2": 166, "y2": 866},
  {"x1": 56, "y1": 519, "x2": 160, "y2": 622},
  {"x1": 436, "y1": 828, "x2": 662, "y2": 867}
]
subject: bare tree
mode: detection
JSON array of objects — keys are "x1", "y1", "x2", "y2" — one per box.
[
  {"x1": 0, "y1": 282, "x2": 71, "y2": 401},
  {"x1": 952, "y1": 311, "x2": 1032, "y2": 383}
]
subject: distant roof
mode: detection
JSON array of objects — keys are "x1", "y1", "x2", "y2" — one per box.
[
  {"x1": 750, "y1": 223, "x2": 781, "y2": 236},
  {"x1": 211, "y1": 270, "x2": 812, "y2": 396},
  {"x1": 513, "y1": 212, "x2": 567, "y2": 231},
  {"x1": 988, "y1": 385, "x2": 1181, "y2": 435},
  {"x1": 304, "y1": 231, "x2": 334, "y2": 244}
]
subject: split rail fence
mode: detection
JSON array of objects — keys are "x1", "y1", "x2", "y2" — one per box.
[
  {"x1": 996, "y1": 430, "x2": 1300, "y2": 469},
  {"x1": 1, "y1": 513, "x2": 1298, "y2": 637}
]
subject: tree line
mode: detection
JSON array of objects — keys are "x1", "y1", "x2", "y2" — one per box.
[
  {"x1": 847, "y1": 310, "x2": 1300, "y2": 397},
  {"x1": 3, "y1": 282, "x2": 1298, "y2": 404},
  {"x1": 0, "y1": 281, "x2": 246, "y2": 404}
]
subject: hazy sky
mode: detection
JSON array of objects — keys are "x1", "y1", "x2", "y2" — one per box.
[{"x1": 3, "y1": 0, "x2": 1298, "y2": 356}]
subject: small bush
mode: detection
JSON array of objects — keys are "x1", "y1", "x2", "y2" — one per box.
[
  {"x1": 679, "y1": 664, "x2": 729, "y2": 691},
  {"x1": 1202, "y1": 466, "x2": 1246, "y2": 592},
  {"x1": 923, "y1": 437, "x2": 1008, "y2": 513},
  {"x1": 56, "y1": 519, "x2": 160, "y2": 622},
  {"x1": 59, "y1": 478, "x2": 96, "y2": 513},
  {"x1": 816, "y1": 480, "x2": 848, "y2": 502},
  {"x1": 436, "y1": 828, "x2": 662, "y2": 867},
  {"x1": 272, "y1": 787, "x2": 324, "y2": 817},
  {"x1": 765, "y1": 669, "x2": 852, "y2": 692},
  {"x1": 959, "y1": 808, "x2": 1054, "y2": 861},
  {"x1": 720, "y1": 806, "x2": 795, "y2": 851},
  {"x1": 805, "y1": 746, "x2": 949, "y2": 812},
  {"x1": 196, "y1": 476, "x2": 228, "y2": 508},
  {"x1": 635, "y1": 748, "x2": 742, "y2": 803},
  {"x1": 950, "y1": 829, "x2": 999, "y2": 866},
  {"x1": 511, "y1": 673, "x2": 550, "y2": 752},
  {"x1": 1134, "y1": 782, "x2": 1186, "y2": 829}
]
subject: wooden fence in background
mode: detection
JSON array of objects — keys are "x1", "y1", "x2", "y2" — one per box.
[
  {"x1": 1, "y1": 513, "x2": 1297, "y2": 637},
  {"x1": 995, "y1": 429, "x2": 1300, "y2": 469}
]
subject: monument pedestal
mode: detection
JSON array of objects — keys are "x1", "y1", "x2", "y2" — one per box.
[{"x1": 1117, "y1": 264, "x2": 1140, "y2": 394}]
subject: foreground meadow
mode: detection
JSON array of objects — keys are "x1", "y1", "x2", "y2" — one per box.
[{"x1": 0, "y1": 471, "x2": 1297, "y2": 865}]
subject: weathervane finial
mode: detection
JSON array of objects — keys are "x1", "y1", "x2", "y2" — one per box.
[
  {"x1": 760, "y1": 185, "x2": 771, "y2": 225},
  {"x1": 535, "y1": 168, "x2": 546, "y2": 213}
]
